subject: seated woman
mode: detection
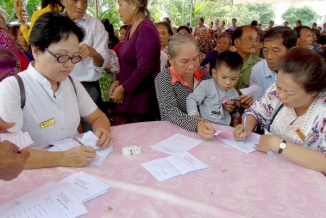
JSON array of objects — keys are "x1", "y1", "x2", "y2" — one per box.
[
  {"x1": 155, "y1": 33, "x2": 217, "y2": 140},
  {"x1": 233, "y1": 48, "x2": 326, "y2": 174},
  {"x1": 0, "y1": 12, "x2": 113, "y2": 169}
]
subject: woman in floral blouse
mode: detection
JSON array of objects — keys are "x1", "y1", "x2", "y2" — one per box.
[{"x1": 234, "y1": 47, "x2": 326, "y2": 174}]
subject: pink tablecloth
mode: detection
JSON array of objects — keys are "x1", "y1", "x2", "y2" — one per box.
[{"x1": 1, "y1": 121, "x2": 326, "y2": 218}]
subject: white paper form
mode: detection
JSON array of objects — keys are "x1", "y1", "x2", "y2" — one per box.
[
  {"x1": 2, "y1": 187, "x2": 87, "y2": 218},
  {"x1": 221, "y1": 133, "x2": 260, "y2": 154},
  {"x1": 16, "y1": 171, "x2": 110, "y2": 204},
  {"x1": 48, "y1": 131, "x2": 113, "y2": 166},
  {"x1": 150, "y1": 133, "x2": 203, "y2": 155},
  {"x1": 142, "y1": 152, "x2": 208, "y2": 181},
  {"x1": 240, "y1": 84, "x2": 262, "y2": 96},
  {"x1": 0, "y1": 131, "x2": 33, "y2": 150}
]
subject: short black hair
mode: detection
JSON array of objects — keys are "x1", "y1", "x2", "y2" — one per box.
[
  {"x1": 294, "y1": 26, "x2": 312, "y2": 38},
  {"x1": 251, "y1": 20, "x2": 258, "y2": 27},
  {"x1": 29, "y1": 12, "x2": 84, "y2": 52},
  {"x1": 232, "y1": 25, "x2": 255, "y2": 45},
  {"x1": 177, "y1": 25, "x2": 191, "y2": 34},
  {"x1": 216, "y1": 50, "x2": 243, "y2": 72},
  {"x1": 156, "y1": 22, "x2": 173, "y2": 36},
  {"x1": 263, "y1": 26, "x2": 297, "y2": 50},
  {"x1": 120, "y1": 25, "x2": 128, "y2": 31}
]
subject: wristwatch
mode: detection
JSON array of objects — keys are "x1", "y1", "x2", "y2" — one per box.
[{"x1": 278, "y1": 140, "x2": 287, "y2": 154}]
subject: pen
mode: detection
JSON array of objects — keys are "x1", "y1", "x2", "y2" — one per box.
[
  {"x1": 243, "y1": 114, "x2": 248, "y2": 132},
  {"x1": 73, "y1": 137, "x2": 100, "y2": 158},
  {"x1": 73, "y1": 137, "x2": 83, "y2": 145}
]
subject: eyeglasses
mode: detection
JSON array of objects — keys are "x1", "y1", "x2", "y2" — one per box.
[{"x1": 45, "y1": 48, "x2": 82, "y2": 64}]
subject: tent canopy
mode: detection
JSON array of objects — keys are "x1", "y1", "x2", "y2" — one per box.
[{"x1": 232, "y1": 0, "x2": 326, "y2": 4}]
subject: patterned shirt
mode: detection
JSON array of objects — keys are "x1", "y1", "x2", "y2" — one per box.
[
  {"x1": 155, "y1": 66, "x2": 210, "y2": 132},
  {"x1": 246, "y1": 83, "x2": 326, "y2": 153}
]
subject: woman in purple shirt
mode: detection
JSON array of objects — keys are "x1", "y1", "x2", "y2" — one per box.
[{"x1": 110, "y1": 0, "x2": 161, "y2": 123}]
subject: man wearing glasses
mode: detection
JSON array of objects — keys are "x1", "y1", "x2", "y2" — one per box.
[{"x1": 61, "y1": 0, "x2": 109, "y2": 132}]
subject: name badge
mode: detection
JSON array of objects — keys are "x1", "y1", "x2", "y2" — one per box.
[{"x1": 40, "y1": 118, "x2": 55, "y2": 128}]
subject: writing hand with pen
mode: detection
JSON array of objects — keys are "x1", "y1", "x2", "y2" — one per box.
[{"x1": 233, "y1": 114, "x2": 256, "y2": 141}]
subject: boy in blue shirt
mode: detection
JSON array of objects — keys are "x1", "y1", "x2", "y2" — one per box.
[{"x1": 187, "y1": 51, "x2": 243, "y2": 127}]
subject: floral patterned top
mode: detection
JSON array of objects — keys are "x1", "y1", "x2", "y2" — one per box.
[
  {"x1": 197, "y1": 38, "x2": 215, "y2": 54},
  {"x1": 246, "y1": 83, "x2": 326, "y2": 153}
]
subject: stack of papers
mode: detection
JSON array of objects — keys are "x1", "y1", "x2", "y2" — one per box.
[
  {"x1": 150, "y1": 133, "x2": 202, "y2": 155},
  {"x1": 48, "y1": 131, "x2": 113, "y2": 166},
  {"x1": 142, "y1": 152, "x2": 208, "y2": 181},
  {"x1": 0, "y1": 172, "x2": 110, "y2": 218},
  {"x1": 0, "y1": 131, "x2": 33, "y2": 150},
  {"x1": 221, "y1": 133, "x2": 260, "y2": 154}
]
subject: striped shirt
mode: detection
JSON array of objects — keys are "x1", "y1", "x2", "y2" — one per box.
[{"x1": 155, "y1": 66, "x2": 210, "y2": 132}]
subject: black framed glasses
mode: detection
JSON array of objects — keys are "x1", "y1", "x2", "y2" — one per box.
[{"x1": 45, "y1": 48, "x2": 82, "y2": 64}]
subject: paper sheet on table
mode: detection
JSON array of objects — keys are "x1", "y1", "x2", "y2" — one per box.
[
  {"x1": 240, "y1": 84, "x2": 262, "y2": 96},
  {"x1": 150, "y1": 133, "x2": 203, "y2": 155},
  {"x1": 142, "y1": 152, "x2": 208, "y2": 181},
  {"x1": 48, "y1": 131, "x2": 113, "y2": 166},
  {"x1": 0, "y1": 171, "x2": 110, "y2": 216},
  {"x1": 0, "y1": 131, "x2": 33, "y2": 150},
  {"x1": 2, "y1": 187, "x2": 88, "y2": 218},
  {"x1": 221, "y1": 133, "x2": 260, "y2": 154}
]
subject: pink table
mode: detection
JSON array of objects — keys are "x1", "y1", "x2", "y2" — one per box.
[{"x1": 1, "y1": 121, "x2": 326, "y2": 217}]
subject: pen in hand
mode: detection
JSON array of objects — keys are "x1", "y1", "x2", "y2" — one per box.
[{"x1": 242, "y1": 114, "x2": 248, "y2": 141}]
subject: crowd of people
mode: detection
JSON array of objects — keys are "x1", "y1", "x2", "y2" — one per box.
[{"x1": 1, "y1": 0, "x2": 326, "y2": 182}]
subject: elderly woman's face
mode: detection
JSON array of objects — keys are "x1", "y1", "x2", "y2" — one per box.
[
  {"x1": 169, "y1": 41, "x2": 200, "y2": 78},
  {"x1": 216, "y1": 37, "x2": 230, "y2": 53},
  {"x1": 276, "y1": 70, "x2": 317, "y2": 110},
  {"x1": 33, "y1": 33, "x2": 80, "y2": 85},
  {"x1": 118, "y1": 0, "x2": 135, "y2": 25}
]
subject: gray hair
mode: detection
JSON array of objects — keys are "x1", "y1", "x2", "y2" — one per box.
[{"x1": 168, "y1": 33, "x2": 198, "y2": 59}]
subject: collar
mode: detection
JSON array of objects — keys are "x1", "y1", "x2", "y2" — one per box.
[{"x1": 170, "y1": 66, "x2": 206, "y2": 91}]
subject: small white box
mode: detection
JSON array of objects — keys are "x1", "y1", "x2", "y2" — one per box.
[{"x1": 122, "y1": 145, "x2": 141, "y2": 156}]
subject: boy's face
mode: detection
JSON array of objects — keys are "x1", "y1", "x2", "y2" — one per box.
[{"x1": 213, "y1": 64, "x2": 240, "y2": 91}]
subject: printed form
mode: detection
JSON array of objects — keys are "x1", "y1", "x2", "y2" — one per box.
[
  {"x1": 150, "y1": 133, "x2": 203, "y2": 155},
  {"x1": 142, "y1": 152, "x2": 208, "y2": 181},
  {"x1": 221, "y1": 133, "x2": 260, "y2": 154}
]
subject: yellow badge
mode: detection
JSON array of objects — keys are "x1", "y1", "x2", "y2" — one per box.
[{"x1": 40, "y1": 118, "x2": 55, "y2": 128}]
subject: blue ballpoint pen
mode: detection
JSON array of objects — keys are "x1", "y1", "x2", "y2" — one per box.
[{"x1": 243, "y1": 114, "x2": 248, "y2": 142}]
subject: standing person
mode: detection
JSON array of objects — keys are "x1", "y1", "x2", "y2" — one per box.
[
  {"x1": 0, "y1": 118, "x2": 30, "y2": 181},
  {"x1": 250, "y1": 27, "x2": 297, "y2": 100},
  {"x1": 109, "y1": 0, "x2": 161, "y2": 123},
  {"x1": 14, "y1": 0, "x2": 64, "y2": 42},
  {"x1": 193, "y1": 17, "x2": 205, "y2": 37},
  {"x1": 265, "y1": 20, "x2": 274, "y2": 31},
  {"x1": 227, "y1": 18, "x2": 237, "y2": 32},
  {"x1": 156, "y1": 22, "x2": 173, "y2": 51},
  {"x1": 234, "y1": 48, "x2": 326, "y2": 174},
  {"x1": 232, "y1": 26, "x2": 261, "y2": 107},
  {"x1": 0, "y1": 8, "x2": 23, "y2": 81},
  {"x1": 113, "y1": 25, "x2": 128, "y2": 56},
  {"x1": 61, "y1": 0, "x2": 109, "y2": 132}
]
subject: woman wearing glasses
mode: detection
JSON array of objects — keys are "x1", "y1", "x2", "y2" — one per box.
[{"x1": 0, "y1": 12, "x2": 113, "y2": 169}]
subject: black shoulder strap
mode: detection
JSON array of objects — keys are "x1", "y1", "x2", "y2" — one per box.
[
  {"x1": 268, "y1": 104, "x2": 284, "y2": 132},
  {"x1": 15, "y1": 75, "x2": 77, "y2": 110},
  {"x1": 68, "y1": 75, "x2": 77, "y2": 96},
  {"x1": 15, "y1": 75, "x2": 26, "y2": 109}
]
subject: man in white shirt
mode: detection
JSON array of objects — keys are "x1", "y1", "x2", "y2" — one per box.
[
  {"x1": 227, "y1": 18, "x2": 237, "y2": 31},
  {"x1": 61, "y1": 0, "x2": 109, "y2": 131}
]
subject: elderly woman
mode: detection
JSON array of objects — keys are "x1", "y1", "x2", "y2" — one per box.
[
  {"x1": 203, "y1": 32, "x2": 232, "y2": 75},
  {"x1": 156, "y1": 22, "x2": 173, "y2": 52},
  {"x1": 197, "y1": 27, "x2": 215, "y2": 54},
  {"x1": 155, "y1": 33, "x2": 216, "y2": 140},
  {"x1": 0, "y1": 12, "x2": 112, "y2": 169},
  {"x1": 234, "y1": 48, "x2": 326, "y2": 174},
  {"x1": 109, "y1": 0, "x2": 161, "y2": 123}
]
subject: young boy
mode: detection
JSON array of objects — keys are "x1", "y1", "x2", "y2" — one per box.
[{"x1": 186, "y1": 51, "x2": 243, "y2": 127}]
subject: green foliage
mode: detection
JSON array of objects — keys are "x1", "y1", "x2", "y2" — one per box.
[{"x1": 282, "y1": 5, "x2": 317, "y2": 27}]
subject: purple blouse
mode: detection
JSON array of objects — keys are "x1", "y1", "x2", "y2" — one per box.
[{"x1": 117, "y1": 19, "x2": 161, "y2": 116}]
